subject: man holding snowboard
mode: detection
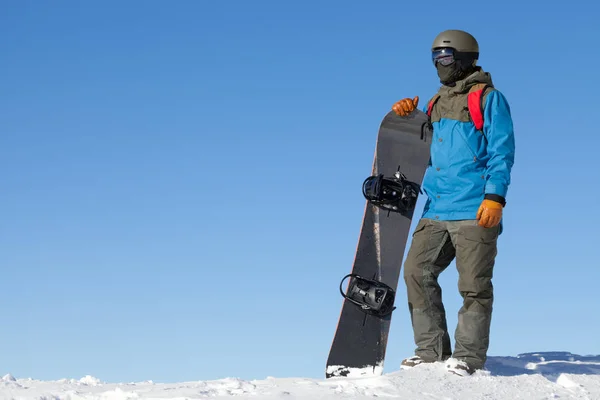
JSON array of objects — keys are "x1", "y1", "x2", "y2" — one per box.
[{"x1": 391, "y1": 29, "x2": 516, "y2": 376}]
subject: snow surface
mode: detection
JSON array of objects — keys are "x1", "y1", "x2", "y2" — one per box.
[{"x1": 2, "y1": 352, "x2": 600, "y2": 399}]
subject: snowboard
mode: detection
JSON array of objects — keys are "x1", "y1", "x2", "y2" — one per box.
[{"x1": 326, "y1": 109, "x2": 432, "y2": 378}]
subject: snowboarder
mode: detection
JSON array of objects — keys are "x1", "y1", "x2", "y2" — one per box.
[{"x1": 391, "y1": 29, "x2": 516, "y2": 376}]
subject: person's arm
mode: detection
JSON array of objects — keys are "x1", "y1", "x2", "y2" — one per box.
[{"x1": 482, "y1": 90, "x2": 516, "y2": 206}]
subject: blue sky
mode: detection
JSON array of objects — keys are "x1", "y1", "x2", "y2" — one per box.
[{"x1": 2, "y1": 0, "x2": 599, "y2": 384}]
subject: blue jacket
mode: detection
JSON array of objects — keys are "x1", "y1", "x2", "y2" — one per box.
[{"x1": 420, "y1": 69, "x2": 516, "y2": 225}]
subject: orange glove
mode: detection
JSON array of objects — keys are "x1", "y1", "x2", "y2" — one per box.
[
  {"x1": 392, "y1": 96, "x2": 419, "y2": 117},
  {"x1": 476, "y1": 199, "x2": 503, "y2": 228}
]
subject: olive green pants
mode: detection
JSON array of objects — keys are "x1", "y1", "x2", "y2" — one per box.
[{"x1": 403, "y1": 218, "x2": 500, "y2": 369}]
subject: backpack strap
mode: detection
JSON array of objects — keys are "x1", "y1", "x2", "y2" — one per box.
[
  {"x1": 467, "y1": 83, "x2": 494, "y2": 131},
  {"x1": 426, "y1": 94, "x2": 441, "y2": 118}
]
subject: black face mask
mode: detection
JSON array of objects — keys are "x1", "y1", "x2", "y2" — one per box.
[{"x1": 436, "y1": 59, "x2": 474, "y2": 85}]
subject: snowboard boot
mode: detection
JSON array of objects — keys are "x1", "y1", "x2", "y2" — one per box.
[
  {"x1": 445, "y1": 358, "x2": 477, "y2": 376},
  {"x1": 400, "y1": 356, "x2": 435, "y2": 369}
]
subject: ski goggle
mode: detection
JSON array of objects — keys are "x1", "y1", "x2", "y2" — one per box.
[{"x1": 432, "y1": 48, "x2": 455, "y2": 66}]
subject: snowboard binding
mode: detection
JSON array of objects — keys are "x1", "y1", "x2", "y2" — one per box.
[
  {"x1": 339, "y1": 274, "x2": 396, "y2": 317},
  {"x1": 362, "y1": 166, "x2": 421, "y2": 216}
]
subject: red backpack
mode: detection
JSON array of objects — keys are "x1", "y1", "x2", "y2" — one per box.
[{"x1": 426, "y1": 83, "x2": 493, "y2": 133}]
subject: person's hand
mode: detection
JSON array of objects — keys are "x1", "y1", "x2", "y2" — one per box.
[
  {"x1": 476, "y1": 199, "x2": 503, "y2": 228},
  {"x1": 392, "y1": 96, "x2": 419, "y2": 117}
]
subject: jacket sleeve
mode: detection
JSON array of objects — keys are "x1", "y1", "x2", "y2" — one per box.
[{"x1": 482, "y1": 90, "x2": 515, "y2": 203}]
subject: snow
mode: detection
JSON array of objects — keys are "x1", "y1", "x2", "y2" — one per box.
[
  {"x1": 325, "y1": 362, "x2": 384, "y2": 378},
  {"x1": 2, "y1": 352, "x2": 600, "y2": 399}
]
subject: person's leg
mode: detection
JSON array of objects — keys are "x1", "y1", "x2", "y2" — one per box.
[
  {"x1": 403, "y1": 218, "x2": 456, "y2": 363},
  {"x1": 446, "y1": 220, "x2": 499, "y2": 371}
]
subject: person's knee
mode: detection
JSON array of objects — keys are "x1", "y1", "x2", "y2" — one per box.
[{"x1": 458, "y1": 276, "x2": 494, "y2": 312}]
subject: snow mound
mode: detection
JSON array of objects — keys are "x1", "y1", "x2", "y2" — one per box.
[
  {"x1": 79, "y1": 375, "x2": 102, "y2": 386},
  {"x1": 1, "y1": 352, "x2": 599, "y2": 399},
  {"x1": 487, "y1": 351, "x2": 600, "y2": 378}
]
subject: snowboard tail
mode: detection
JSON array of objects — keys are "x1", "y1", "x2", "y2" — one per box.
[{"x1": 326, "y1": 110, "x2": 432, "y2": 378}]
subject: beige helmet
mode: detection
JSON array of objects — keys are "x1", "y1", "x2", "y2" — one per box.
[{"x1": 431, "y1": 29, "x2": 479, "y2": 60}]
